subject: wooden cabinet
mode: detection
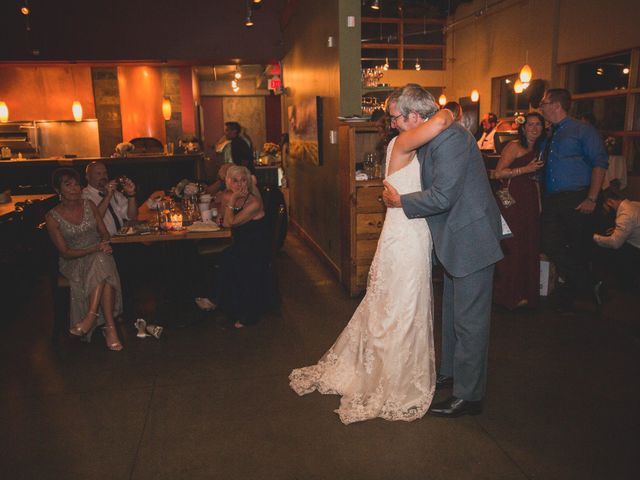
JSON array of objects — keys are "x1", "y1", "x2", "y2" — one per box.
[{"x1": 339, "y1": 122, "x2": 386, "y2": 296}]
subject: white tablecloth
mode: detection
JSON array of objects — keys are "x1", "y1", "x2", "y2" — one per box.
[{"x1": 602, "y1": 155, "x2": 627, "y2": 190}]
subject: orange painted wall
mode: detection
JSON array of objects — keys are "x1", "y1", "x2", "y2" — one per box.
[
  {"x1": 117, "y1": 66, "x2": 166, "y2": 143},
  {"x1": 0, "y1": 66, "x2": 95, "y2": 121}
]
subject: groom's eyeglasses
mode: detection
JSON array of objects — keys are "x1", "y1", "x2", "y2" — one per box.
[{"x1": 389, "y1": 113, "x2": 404, "y2": 123}]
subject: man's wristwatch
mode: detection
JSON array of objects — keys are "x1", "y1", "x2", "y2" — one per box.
[{"x1": 586, "y1": 196, "x2": 597, "y2": 203}]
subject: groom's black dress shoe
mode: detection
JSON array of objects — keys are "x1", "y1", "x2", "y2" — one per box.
[
  {"x1": 428, "y1": 396, "x2": 482, "y2": 418},
  {"x1": 435, "y1": 374, "x2": 453, "y2": 390}
]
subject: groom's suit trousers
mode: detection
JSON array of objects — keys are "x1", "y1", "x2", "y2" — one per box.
[{"x1": 440, "y1": 263, "x2": 494, "y2": 401}]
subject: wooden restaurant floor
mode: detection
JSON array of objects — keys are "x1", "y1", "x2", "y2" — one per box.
[{"x1": 0, "y1": 233, "x2": 638, "y2": 479}]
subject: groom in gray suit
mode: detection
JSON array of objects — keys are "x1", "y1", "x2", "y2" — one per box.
[{"x1": 384, "y1": 84, "x2": 504, "y2": 417}]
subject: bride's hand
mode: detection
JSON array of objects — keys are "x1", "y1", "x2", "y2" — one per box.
[{"x1": 383, "y1": 181, "x2": 401, "y2": 208}]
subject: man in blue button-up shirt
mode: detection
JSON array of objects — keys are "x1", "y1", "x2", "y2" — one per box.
[{"x1": 539, "y1": 88, "x2": 608, "y2": 312}]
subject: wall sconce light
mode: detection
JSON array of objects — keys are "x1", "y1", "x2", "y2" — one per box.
[
  {"x1": 0, "y1": 102, "x2": 9, "y2": 123},
  {"x1": 519, "y1": 64, "x2": 532, "y2": 84},
  {"x1": 415, "y1": 58, "x2": 421, "y2": 71},
  {"x1": 470, "y1": 89, "x2": 480, "y2": 102},
  {"x1": 438, "y1": 91, "x2": 447, "y2": 107},
  {"x1": 72, "y1": 101, "x2": 83, "y2": 122},
  {"x1": 371, "y1": 0, "x2": 381, "y2": 10},
  {"x1": 162, "y1": 98, "x2": 172, "y2": 121}
]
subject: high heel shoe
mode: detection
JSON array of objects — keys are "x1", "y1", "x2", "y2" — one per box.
[
  {"x1": 102, "y1": 325, "x2": 123, "y2": 351},
  {"x1": 69, "y1": 311, "x2": 99, "y2": 337}
]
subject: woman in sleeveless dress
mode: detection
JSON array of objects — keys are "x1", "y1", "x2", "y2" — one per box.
[
  {"x1": 492, "y1": 112, "x2": 546, "y2": 309},
  {"x1": 289, "y1": 109, "x2": 454, "y2": 424},
  {"x1": 195, "y1": 165, "x2": 277, "y2": 328},
  {"x1": 46, "y1": 168, "x2": 123, "y2": 350}
]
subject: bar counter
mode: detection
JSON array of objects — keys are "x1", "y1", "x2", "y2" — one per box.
[{"x1": 0, "y1": 153, "x2": 206, "y2": 201}]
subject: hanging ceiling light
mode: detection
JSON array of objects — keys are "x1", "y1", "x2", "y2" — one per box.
[
  {"x1": 383, "y1": 57, "x2": 389, "y2": 71},
  {"x1": 72, "y1": 101, "x2": 83, "y2": 122},
  {"x1": 234, "y1": 66, "x2": 242, "y2": 79},
  {"x1": 519, "y1": 64, "x2": 532, "y2": 83},
  {"x1": 438, "y1": 91, "x2": 447, "y2": 106},
  {"x1": 371, "y1": 0, "x2": 381, "y2": 10},
  {"x1": 162, "y1": 98, "x2": 172, "y2": 121},
  {"x1": 513, "y1": 79, "x2": 524, "y2": 94},
  {"x1": 415, "y1": 58, "x2": 421, "y2": 71},
  {"x1": 0, "y1": 101, "x2": 8, "y2": 123},
  {"x1": 470, "y1": 89, "x2": 480, "y2": 102},
  {"x1": 252, "y1": 0, "x2": 262, "y2": 4},
  {"x1": 244, "y1": 4, "x2": 254, "y2": 27},
  {"x1": 623, "y1": 67, "x2": 630, "y2": 74}
]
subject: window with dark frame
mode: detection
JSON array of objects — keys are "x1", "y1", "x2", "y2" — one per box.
[{"x1": 565, "y1": 50, "x2": 639, "y2": 175}]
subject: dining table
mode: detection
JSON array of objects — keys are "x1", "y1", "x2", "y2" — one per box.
[
  {"x1": 0, "y1": 193, "x2": 56, "y2": 220},
  {"x1": 109, "y1": 202, "x2": 231, "y2": 244},
  {"x1": 108, "y1": 200, "x2": 232, "y2": 329}
]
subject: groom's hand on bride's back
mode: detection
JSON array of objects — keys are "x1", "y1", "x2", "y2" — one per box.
[{"x1": 383, "y1": 180, "x2": 401, "y2": 208}]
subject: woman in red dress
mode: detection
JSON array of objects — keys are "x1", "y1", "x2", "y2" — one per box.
[{"x1": 493, "y1": 112, "x2": 546, "y2": 309}]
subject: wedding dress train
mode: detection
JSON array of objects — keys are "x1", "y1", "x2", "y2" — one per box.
[{"x1": 289, "y1": 139, "x2": 435, "y2": 424}]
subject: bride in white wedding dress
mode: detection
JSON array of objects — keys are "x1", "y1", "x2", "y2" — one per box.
[{"x1": 289, "y1": 107, "x2": 454, "y2": 424}]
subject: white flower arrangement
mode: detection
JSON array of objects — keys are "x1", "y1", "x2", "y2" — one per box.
[
  {"x1": 172, "y1": 178, "x2": 200, "y2": 198},
  {"x1": 515, "y1": 115, "x2": 526, "y2": 125}
]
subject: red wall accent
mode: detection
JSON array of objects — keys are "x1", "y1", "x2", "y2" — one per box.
[
  {"x1": 179, "y1": 67, "x2": 196, "y2": 135},
  {"x1": 200, "y1": 97, "x2": 224, "y2": 159},
  {"x1": 117, "y1": 66, "x2": 166, "y2": 143},
  {"x1": 265, "y1": 95, "x2": 282, "y2": 144},
  {"x1": 0, "y1": 66, "x2": 95, "y2": 121}
]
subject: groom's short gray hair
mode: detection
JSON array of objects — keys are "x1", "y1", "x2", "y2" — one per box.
[{"x1": 389, "y1": 84, "x2": 439, "y2": 120}]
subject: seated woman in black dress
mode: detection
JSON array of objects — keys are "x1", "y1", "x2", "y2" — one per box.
[{"x1": 195, "y1": 165, "x2": 277, "y2": 327}]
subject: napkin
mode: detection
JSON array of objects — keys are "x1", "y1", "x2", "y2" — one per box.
[{"x1": 186, "y1": 222, "x2": 220, "y2": 232}]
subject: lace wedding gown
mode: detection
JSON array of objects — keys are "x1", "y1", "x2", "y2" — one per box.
[{"x1": 289, "y1": 138, "x2": 435, "y2": 424}]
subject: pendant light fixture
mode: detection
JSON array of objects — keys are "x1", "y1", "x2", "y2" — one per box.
[
  {"x1": 513, "y1": 78, "x2": 524, "y2": 94},
  {"x1": 519, "y1": 63, "x2": 532, "y2": 84},
  {"x1": 438, "y1": 90, "x2": 447, "y2": 107},
  {"x1": 72, "y1": 101, "x2": 83, "y2": 122},
  {"x1": 371, "y1": 0, "x2": 381, "y2": 10},
  {"x1": 470, "y1": 89, "x2": 480, "y2": 102},
  {"x1": 0, "y1": 101, "x2": 8, "y2": 123},
  {"x1": 415, "y1": 58, "x2": 421, "y2": 71},
  {"x1": 234, "y1": 66, "x2": 242, "y2": 79},
  {"x1": 162, "y1": 98, "x2": 172, "y2": 121},
  {"x1": 383, "y1": 57, "x2": 389, "y2": 70}
]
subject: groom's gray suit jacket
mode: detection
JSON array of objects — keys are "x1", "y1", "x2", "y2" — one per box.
[{"x1": 401, "y1": 123, "x2": 504, "y2": 277}]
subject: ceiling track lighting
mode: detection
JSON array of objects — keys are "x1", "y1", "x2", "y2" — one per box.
[
  {"x1": 371, "y1": 0, "x2": 381, "y2": 10},
  {"x1": 415, "y1": 58, "x2": 421, "y2": 71},
  {"x1": 245, "y1": 0, "x2": 254, "y2": 27},
  {"x1": 383, "y1": 57, "x2": 389, "y2": 71}
]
